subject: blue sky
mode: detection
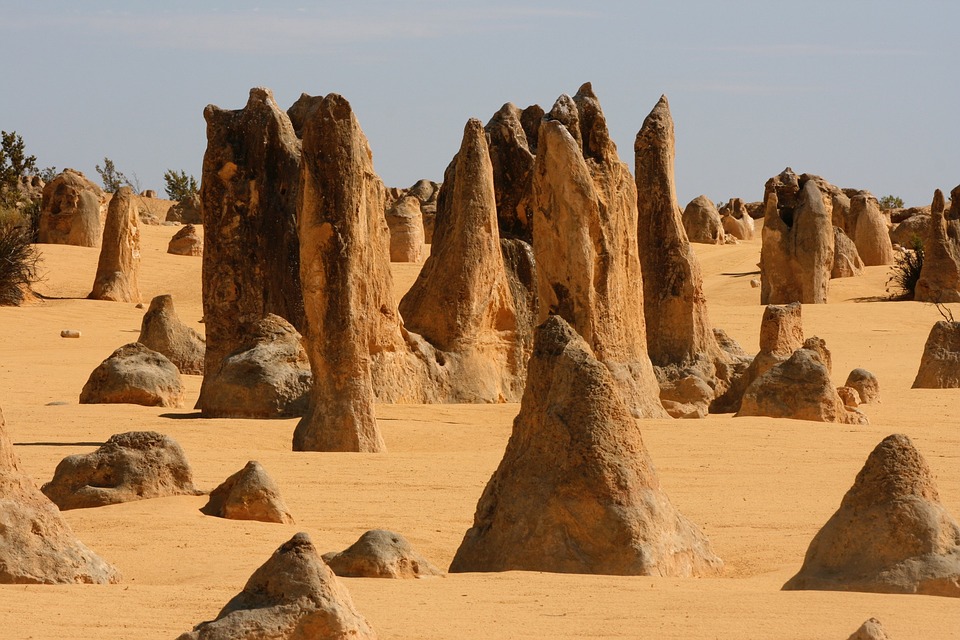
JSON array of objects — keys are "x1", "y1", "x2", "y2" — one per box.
[{"x1": 1, "y1": 1, "x2": 956, "y2": 206}]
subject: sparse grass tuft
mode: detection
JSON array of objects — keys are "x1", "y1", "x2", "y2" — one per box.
[
  {"x1": 886, "y1": 236, "x2": 924, "y2": 300},
  {"x1": 0, "y1": 218, "x2": 41, "y2": 305}
]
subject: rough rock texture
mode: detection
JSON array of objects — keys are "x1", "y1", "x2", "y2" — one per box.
[
  {"x1": 167, "y1": 224, "x2": 203, "y2": 257},
  {"x1": 531, "y1": 84, "x2": 665, "y2": 418},
  {"x1": 79, "y1": 343, "x2": 184, "y2": 407},
  {"x1": 681, "y1": 195, "x2": 724, "y2": 244},
  {"x1": 0, "y1": 407, "x2": 120, "y2": 584},
  {"x1": 137, "y1": 294, "x2": 205, "y2": 375},
  {"x1": 165, "y1": 193, "x2": 202, "y2": 224},
  {"x1": 718, "y1": 198, "x2": 755, "y2": 240},
  {"x1": 888, "y1": 214, "x2": 930, "y2": 248},
  {"x1": 784, "y1": 434, "x2": 960, "y2": 596},
  {"x1": 847, "y1": 618, "x2": 891, "y2": 640},
  {"x1": 852, "y1": 194, "x2": 895, "y2": 266},
  {"x1": 322, "y1": 529, "x2": 443, "y2": 579},
  {"x1": 484, "y1": 102, "x2": 537, "y2": 242},
  {"x1": 449, "y1": 316, "x2": 723, "y2": 576},
  {"x1": 737, "y1": 346, "x2": 867, "y2": 424},
  {"x1": 837, "y1": 386, "x2": 861, "y2": 408},
  {"x1": 37, "y1": 169, "x2": 105, "y2": 247},
  {"x1": 915, "y1": 190, "x2": 960, "y2": 302},
  {"x1": 89, "y1": 186, "x2": 141, "y2": 302},
  {"x1": 832, "y1": 227, "x2": 865, "y2": 278},
  {"x1": 198, "y1": 87, "x2": 305, "y2": 415},
  {"x1": 398, "y1": 118, "x2": 526, "y2": 403},
  {"x1": 846, "y1": 368, "x2": 880, "y2": 403},
  {"x1": 41, "y1": 431, "x2": 202, "y2": 510},
  {"x1": 198, "y1": 314, "x2": 311, "y2": 418},
  {"x1": 176, "y1": 533, "x2": 377, "y2": 640},
  {"x1": 912, "y1": 320, "x2": 960, "y2": 388},
  {"x1": 760, "y1": 169, "x2": 835, "y2": 304},
  {"x1": 384, "y1": 195, "x2": 425, "y2": 262},
  {"x1": 201, "y1": 460, "x2": 293, "y2": 524}
]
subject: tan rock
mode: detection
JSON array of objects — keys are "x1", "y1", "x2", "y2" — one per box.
[
  {"x1": 38, "y1": 169, "x2": 105, "y2": 247},
  {"x1": 915, "y1": 189, "x2": 960, "y2": 302},
  {"x1": 484, "y1": 102, "x2": 536, "y2": 242},
  {"x1": 531, "y1": 83, "x2": 665, "y2": 418},
  {"x1": 448, "y1": 316, "x2": 722, "y2": 576},
  {"x1": 201, "y1": 460, "x2": 294, "y2": 524},
  {"x1": 89, "y1": 186, "x2": 141, "y2": 302},
  {"x1": 832, "y1": 227, "x2": 864, "y2": 278},
  {"x1": 783, "y1": 434, "x2": 960, "y2": 596},
  {"x1": 197, "y1": 87, "x2": 305, "y2": 415},
  {"x1": 852, "y1": 194, "x2": 895, "y2": 266},
  {"x1": 0, "y1": 407, "x2": 119, "y2": 584},
  {"x1": 167, "y1": 224, "x2": 202, "y2": 257},
  {"x1": 848, "y1": 618, "x2": 891, "y2": 640},
  {"x1": 846, "y1": 368, "x2": 880, "y2": 403},
  {"x1": 165, "y1": 193, "x2": 202, "y2": 224},
  {"x1": 836, "y1": 386, "x2": 861, "y2": 408},
  {"x1": 41, "y1": 431, "x2": 202, "y2": 510},
  {"x1": 176, "y1": 532, "x2": 377, "y2": 640},
  {"x1": 682, "y1": 195, "x2": 724, "y2": 244},
  {"x1": 912, "y1": 320, "x2": 960, "y2": 388},
  {"x1": 385, "y1": 195, "x2": 425, "y2": 262},
  {"x1": 79, "y1": 343, "x2": 184, "y2": 407},
  {"x1": 719, "y1": 198, "x2": 755, "y2": 240},
  {"x1": 888, "y1": 214, "x2": 929, "y2": 248},
  {"x1": 323, "y1": 529, "x2": 443, "y2": 579},
  {"x1": 137, "y1": 294, "x2": 205, "y2": 375}
]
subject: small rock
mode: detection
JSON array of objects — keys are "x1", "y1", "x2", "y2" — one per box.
[
  {"x1": 750, "y1": 278, "x2": 760, "y2": 288},
  {"x1": 847, "y1": 618, "x2": 892, "y2": 640},
  {"x1": 201, "y1": 461, "x2": 294, "y2": 524},
  {"x1": 323, "y1": 529, "x2": 443, "y2": 579},
  {"x1": 135, "y1": 302, "x2": 144, "y2": 309},
  {"x1": 79, "y1": 343, "x2": 184, "y2": 407},
  {"x1": 60, "y1": 330, "x2": 81, "y2": 338}
]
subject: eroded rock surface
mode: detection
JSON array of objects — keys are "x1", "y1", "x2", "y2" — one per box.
[
  {"x1": 915, "y1": 189, "x2": 960, "y2": 302},
  {"x1": 848, "y1": 618, "x2": 891, "y2": 640},
  {"x1": 167, "y1": 224, "x2": 203, "y2": 257},
  {"x1": 38, "y1": 169, "x2": 105, "y2": 247},
  {"x1": 832, "y1": 227, "x2": 864, "y2": 279},
  {"x1": 323, "y1": 529, "x2": 443, "y2": 579},
  {"x1": 138, "y1": 294, "x2": 205, "y2": 375},
  {"x1": 852, "y1": 194, "x2": 895, "y2": 266},
  {"x1": 89, "y1": 186, "x2": 141, "y2": 302},
  {"x1": 913, "y1": 320, "x2": 960, "y2": 388},
  {"x1": 384, "y1": 195, "x2": 425, "y2": 262},
  {"x1": 201, "y1": 460, "x2": 294, "y2": 524},
  {"x1": 80, "y1": 343, "x2": 184, "y2": 407},
  {"x1": 682, "y1": 195, "x2": 724, "y2": 245}
]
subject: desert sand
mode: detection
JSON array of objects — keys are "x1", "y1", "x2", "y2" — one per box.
[{"x1": 0, "y1": 223, "x2": 958, "y2": 639}]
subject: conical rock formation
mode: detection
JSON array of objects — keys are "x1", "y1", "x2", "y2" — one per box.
[
  {"x1": 176, "y1": 532, "x2": 377, "y2": 640},
  {"x1": 323, "y1": 529, "x2": 443, "y2": 579},
  {"x1": 448, "y1": 315, "x2": 722, "y2": 576},
  {"x1": 137, "y1": 294, "x2": 205, "y2": 375},
  {"x1": 852, "y1": 194, "x2": 895, "y2": 266},
  {"x1": 784, "y1": 434, "x2": 960, "y2": 596},
  {"x1": 89, "y1": 186, "x2": 141, "y2": 302},
  {"x1": 484, "y1": 102, "x2": 537, "y2": 242},
  {"x1": 832, "y1": 227, "x2": 865, "y2": 278},
  {"x1": 0, "y1": 407, "x2": 119, "y2": 584},
  {"x1": 201, "y1": 460, "x2": 294, "y2": 524},
  {"x1": 912, "y1": 320, "x2": 960, "y2": 388},
  {"x1": 682, "y1": 195, "x2": 724, "y2": 245},
  {"x1": 167, "y1": 223, "x2": 202, "y2": 256},
  {"x1": 848, "y1": 618, "x2": 892, "y2": 640},
  {"x1": 915, "y1": 189, "x2": 960, "y2": 302}
]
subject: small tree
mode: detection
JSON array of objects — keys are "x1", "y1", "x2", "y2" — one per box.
[
  {"x1": 878, "y1": 194, "x2": 904, "y2": 210},
  {"x1": 163, "y1": 169, "x2": 198, "y2": 201},
  {"x1": 0, "y1": 131, "x2": 37, "y2": 191},
  {"x1": 95, "y1": 157, "x2": 133, "y2": 192}
]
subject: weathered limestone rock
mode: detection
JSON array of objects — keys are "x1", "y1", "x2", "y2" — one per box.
[
  {"x1": 88, "y1": 186, "x2": 141, "y2": 302},
  {"x1": 0, "y1": 407, "x2": 119, "y2": 584},
  {"x1": 832, "y1": 227, "x2": 865, "y2": 278},
  {"x1": 449, "y1": 316, "x2": 723, "y2": 575},
  {"x1": 719, "y1": 198, "x2": 755, "y2": 240},
  {"x1": 912, "y1": 320, "x2": 960, "y2": 388},
  {"x1": 201, "y1": 461, "x2": 293, "y2": 524},
  {"x1": 384, "y1": 195, "x2": 425, "y2": 262},
  {"x1": 848, "y1": 618, "x2": 891, "y2": 640},
  {"x1": 79, "y1": 343, "x2": 184, "y2": 407},
  {"x1": 176, "y1": 533, "x2": 377, "y2": 640},
  {"x1": 484, "y1": 102, "x2": 537, "y2": 242},
  {"x1": 167, "y1": 224, "x2": 203, "y2": 257},
  {"x1": 165, "y1": 193, "x2": 202, "y2": 224},
  {"x1": 198, "y1": 87, "x2": 305, "y2": 415},
  {"x1": 852, "y1": 194, "x2": 895, "y2": 266},
  {"x1": 531, "y1": 84, "x2": 665, "y2": 418},
  {"x1": 398, "y1": 118, "x2": 525, "y2": 403},
  {"x1": 682, "y1": 195, "x2": 724, "y2": 244},
  {"x1": 783, "y1": 434, "x2": 960, "y2": 596},
  {"x1": 323, "y1": 529, "x2": 443, "y2": 579},
  {"x1": 38, "y1": 169, "x2": 105, "y2": 247},
  {"x1": 137, "y1": 294, "x2": 205, "y2": 375},
  {"x1": 198, "y1": 314, "x2": 311, "y2": 418},
  {"x1": 888, "y1": 214, "x2": 930, "y2": 248},
  {"x1": 837, "y1": 386, "x2": 861, "y2": 408},
  {"x1": 760, "y1": 169, "x2": 835, "y2": 304},
  {"x1": 41, "y1": 431, "x2": 202, "y2": 510},
  {"x1": 915, "y1": 190, "x2": 960, "y2": 302},
  {"x1": 846, "y1": 368, "x2": 880, "y2": 403}
]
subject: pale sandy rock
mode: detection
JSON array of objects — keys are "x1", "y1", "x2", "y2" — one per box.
[
  {"x1": 198, "y1": 314, "x2": 311, "y2": 419},
  {"x1": 682, "y1": 195, "x2": 724, "y2": 244},
  {"x1": 197, "y1": 87, "x2": 305, "y2": 415},
  {"x1": 761, "y1": 169, "x2": 835, "y2": 304},
  {"x1": 485, "y1": 102, "x2": 536, "y2": 242},
  {"x1": 323, "y1": 529, "x2": 443, "y2": 579},
  {"x1": 847, "y1": 618, "x2": 891, "y2": 640},
  {"x1": 167, "y1": 224, "x2": 203, "y2": 256},
  {"x1": 802, "y1": 335, "x2": 832, "y2": 374},
  {"x1": 201, "y1": 460, "x2": 294, "y2": 524},
  {"x1": 89, "y1": 186, "x2": 141, "y2": 302},
  {"x1": 832, "y1": 227, "x2": 865, "y2": 278},
  {"x1": 37, "y1": 169, "x2": 105, "y2": 247},
  {"x1": 79, "y1": 343, "x2": 184, "y2": 407},
  {"x1": 915, "y1": 190, "x2": 960, "y2": 302},
  {"x1": 137, "y1": 294, "x2": 205, "y2": 375},
  {"x1": 449, "y1": 316, "x2": 722, "y2": 576},
  {"x1": 165, "y1": 193, "x2": 202, "y2": 224},
  {"x1": 846, "y1": 368, "x2": 880, "y2": 403},
  {"x1": 41, "y1": 431, "x2": 202, "y2": 510},
  {"x1": 912, "y1": 320, "x2": 960, "y2": 388},
  {"x1": 531, "y1": 83, "x2": 665, "y2": 418},
  {"x1": 0, "y1": 407, "x2": 119, "y2": 584},
  {"x1": 852, "y1": 194, "x2": 895, "y2": 266},
  {"x1": 783, "y1": 434, "x2": 960, "y2": 596},
  {"x1": 713, "y1": 328, "x2": 749, "y2": 357},
  {"x1": 176, "y1": 532, "x2": 377, "y2": 640},
  {"x1": 719, "y1": 198, "x2": 755, "y2": 240},
  {"x1": 837, "y1": 386, "x2": 861, "y2": 408},
  {"x1": 385, "y1": 195, "x2": 425, "y2": 262},
  {"x1": 888, "y1": 214, "x2": 930, "y2": 248}
]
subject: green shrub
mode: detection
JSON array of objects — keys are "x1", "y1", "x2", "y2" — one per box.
[
  {"x1": 0, "y1": 218, "x2": 40, "y2": 305},
  {"x1": 887, "y1": 236, "x2": 924, "y2": 300},
  {"x1": 163, "y1": 169, "x2": 198, "y2": 202},
  {"x1": 878, "y1": 194, "x2": 904, "y2": 210}
]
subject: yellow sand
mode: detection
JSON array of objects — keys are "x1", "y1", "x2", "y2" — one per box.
[{"x1": 0, "y1": 224, "x2": 958, "y2": 639}]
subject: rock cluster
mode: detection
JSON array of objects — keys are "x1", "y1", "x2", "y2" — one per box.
[
  {"x1": 718, "y1": 198, "x2": 755, "y2": 240},
  {"x1": 137, "y1": 294, "x2": 205, "y2": 375},
  {"x1": 167, "y1": 224, "x2": 203, "y2": 256},
  {"x1": 80, "y1": 343, "x2": 185, "y2": 407},
  {"x1": 38, "y1": 169, "x2": 105, "y2": 247},
  {"x1": 42, "y1": 431, "x2": 202, "y2": 510},
  {"x1": 323, "y1": 530, "x2": 443, "y2": 579},
  {"x1": 201, "y1": 461, "x2": 294, "y2": 524}
]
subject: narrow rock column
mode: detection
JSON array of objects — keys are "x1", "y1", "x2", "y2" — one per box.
[{"x1": 89, "y1": 186, "x2": 141, "y2": 302}]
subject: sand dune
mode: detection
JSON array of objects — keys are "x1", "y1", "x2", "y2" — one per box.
[{"x1": 0, "y1": 224, "x2": 958, "y2": 639}]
